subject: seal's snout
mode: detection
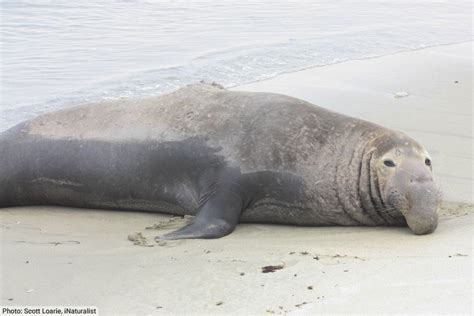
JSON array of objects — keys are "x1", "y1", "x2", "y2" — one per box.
[{"x1": 403, "y1": 179, "x2": 439, "y2": 235}]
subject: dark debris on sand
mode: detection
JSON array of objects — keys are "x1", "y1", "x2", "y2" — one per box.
[{"x1": 261, "y1": 264, "x2": 284, "y2": 273}]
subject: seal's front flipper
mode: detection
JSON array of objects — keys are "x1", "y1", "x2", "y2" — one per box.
[{"x1": 155, "y1": 187, "x2": 243, "y2": 240}]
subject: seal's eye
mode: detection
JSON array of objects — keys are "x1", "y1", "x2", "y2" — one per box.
[
  {"x1": 383, "y1": 159, "x2": 396, "y2": 167},
  {"x1": 425, "y1": 158, "x2": 431, "y2": 166},
  {"x1": 384, "y1": 159, "x2": 396, "y2": 167}
]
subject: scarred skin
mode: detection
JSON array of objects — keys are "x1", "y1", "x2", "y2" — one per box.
[{"x1": 0, "y1": 83, "x2": 440, "y2": 239}]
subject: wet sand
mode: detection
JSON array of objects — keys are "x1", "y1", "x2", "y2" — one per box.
[
  {"x1": 1, "y1": 203, "x2": 472, "y2": 315},
  {"x1": 1, "y1": 42, "x2": 472, "y2": 315}
]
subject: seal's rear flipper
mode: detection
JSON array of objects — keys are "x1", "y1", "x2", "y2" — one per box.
[{"x1": 155, "y1": 187, "x2": 243, "y2": 240}]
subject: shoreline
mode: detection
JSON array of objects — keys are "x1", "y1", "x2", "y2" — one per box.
[
  {"x1": 229, "y1": 40, "x2": 473, "y2": 91},
  {"x1": 2, "y1": 40, "x2": 472, "y2": 134}
]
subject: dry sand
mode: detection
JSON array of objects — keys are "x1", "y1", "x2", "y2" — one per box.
[{"x1": 1, "y1": 42, "x2": 473, "y2": 315}]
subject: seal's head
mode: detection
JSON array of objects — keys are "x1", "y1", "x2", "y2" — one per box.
[{"x1": 373, "y1": 133, "x2": 441, "y2": 235}]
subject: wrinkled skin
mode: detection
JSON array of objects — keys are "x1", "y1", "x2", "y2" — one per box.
[{"x1": 0, "y1": 83, "x2": 440, "y2": 239}]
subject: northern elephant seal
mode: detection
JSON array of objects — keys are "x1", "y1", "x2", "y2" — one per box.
[{"x1": 0, "y1": 83, "x2": 440, "y2": 239}]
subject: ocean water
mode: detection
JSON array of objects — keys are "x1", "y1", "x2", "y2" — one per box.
[{"x1": 1, "y1": 0, "x2": 472, "y2": 131}]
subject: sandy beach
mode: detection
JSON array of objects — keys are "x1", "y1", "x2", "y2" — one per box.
[{"x1": 1, "y1": 42, "x2": 472, "y2": 315}]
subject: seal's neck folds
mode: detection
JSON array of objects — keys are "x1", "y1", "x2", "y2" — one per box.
[{"x1": 334, "y1": 131, "x2": 405, "y2": 226}]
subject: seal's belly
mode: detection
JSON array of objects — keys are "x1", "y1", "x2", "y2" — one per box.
[
  {"x1": 5, "y1": 135, "x2": 216, "y2": 212},
  {"x1": 21, "y1": 177, "x2": 194, "y2": 216}
]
